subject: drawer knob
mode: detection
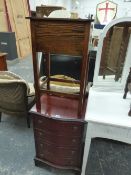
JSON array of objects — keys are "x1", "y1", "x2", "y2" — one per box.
[
  {"x1": 38, "y1": 120, "x2": 43, "y2": 124},
  {"x1": 40, "y1": 143, "x2": 43, "y2": 147},
  {"x1": 72, "y1": 139, "x2": 76, "y2": 143},
  {"x1": 39, "y1": 132, "x2": 43, "y2": 136},
  {"x1": 73, "y1": 126, "x2": 78, "y2": 130},
  {"x1": 71, "y1": 150, "x2": 75, "y2": 155}
]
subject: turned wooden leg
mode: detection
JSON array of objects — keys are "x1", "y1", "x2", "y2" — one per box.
[{"x1": 0, "y1": 112, "x2": 2, "y2": 122}]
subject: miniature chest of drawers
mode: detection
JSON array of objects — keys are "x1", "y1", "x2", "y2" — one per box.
[{"x1": 33, "y1": 114, "x2": 85, "y2": 170}]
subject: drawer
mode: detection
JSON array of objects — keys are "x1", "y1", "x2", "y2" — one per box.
[
  {"x1": 35, "y1": 138, "x2": 82, "y2": 157},
  {"x1": 35, "y1": 139, "x2": 82, "y2": 167},
  {"x1": 33, "y1": 114, "x2": 84, "y2": 137},
  {"x1": 34, "y1": 129, "x2": 82, "y2": 147}
]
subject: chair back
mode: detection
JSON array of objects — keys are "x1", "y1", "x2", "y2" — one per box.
[{"x1": 0, "y1": 71, "x2": 29, "y2": 115}]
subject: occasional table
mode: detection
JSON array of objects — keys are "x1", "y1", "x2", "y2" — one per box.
[
  {"x1": 0, "y1": 53, "x2": 7, "y2": 71},
  {"x1": 81, "y1": 88, "x2": 131, "y2": 175}
]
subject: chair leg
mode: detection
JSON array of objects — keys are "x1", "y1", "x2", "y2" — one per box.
[
  {"x1": 0, "y1": 112, "x2": 1, "y2": 122},
  {"x1": 26, "y1": 113, "x2": 30, "y2": 128}
]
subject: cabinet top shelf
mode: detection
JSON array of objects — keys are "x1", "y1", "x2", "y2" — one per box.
[{"x1": 26, "y1": 17, "x2": 94, "y2": 22}]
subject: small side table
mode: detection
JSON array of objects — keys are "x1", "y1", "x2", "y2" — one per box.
[
  {"x1": 81, "y1": 88, "x2": 131, "y2": 175},
  {"x1": 0, "y1": 53, "x2": 8, "y2": 71}
]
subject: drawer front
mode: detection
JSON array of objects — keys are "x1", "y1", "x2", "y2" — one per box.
[
  {"x1": 33, "y1": 114, "x2": 84, "y2": 137},
  {"x1": 34, "y1": 129, "x2": 82, "y2": 147},
  {"x1": 35, "y1": 139, "x2": 82, "y2": 167}
]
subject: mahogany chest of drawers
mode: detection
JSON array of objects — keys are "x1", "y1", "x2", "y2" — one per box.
[{"x1": 32, "y1": 112, "x2": 86, "y2": 172}]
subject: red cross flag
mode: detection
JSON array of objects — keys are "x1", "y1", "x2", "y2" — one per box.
[{"x1": 96, "y1": 0, "x2": 117, "y2": 25}]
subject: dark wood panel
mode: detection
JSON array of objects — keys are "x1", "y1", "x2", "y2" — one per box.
[
  {"x1": 35, "y1": 138, "x2": 82, "y2": 157},
  {"x1": 33, "y1": 114, "x2": 84, "y2": 136},
  {"x1": 34, "y1": 129, "x2": 82, "y2": 147}
]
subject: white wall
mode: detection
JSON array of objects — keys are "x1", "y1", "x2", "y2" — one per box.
[
  {"x1": 29, "y1": 0, "x2": 131, "y2": 18},
  {"x1": 78, "y1": 0, "x2": 131, "y2": 19}
]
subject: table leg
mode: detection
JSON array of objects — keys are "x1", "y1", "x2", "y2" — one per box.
[{"x1": 81, "y1": 125, "x2": 92, "y2": 175}]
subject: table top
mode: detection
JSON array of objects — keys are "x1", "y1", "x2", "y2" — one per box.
[{"x1": 85, "y1": 88, "x2": 131, "y2": 128}]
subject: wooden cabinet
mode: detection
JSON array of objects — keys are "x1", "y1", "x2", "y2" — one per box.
[
  {"x1": 30, "y1": 94, "x2": 87, "y2": 172},
  {"x1": 32, "y1": 111, "x2": 85, "y2": 171},
  {"x1": 0, "y1": 53, "x2": 7, "y2": 71},
  {"x1": 28, "y1": 17, "x2": 93, "y2": 173}
]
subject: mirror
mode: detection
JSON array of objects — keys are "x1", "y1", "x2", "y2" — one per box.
[{"x1": 93, "y1": 17, "x2": 131, "y2": 91}]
